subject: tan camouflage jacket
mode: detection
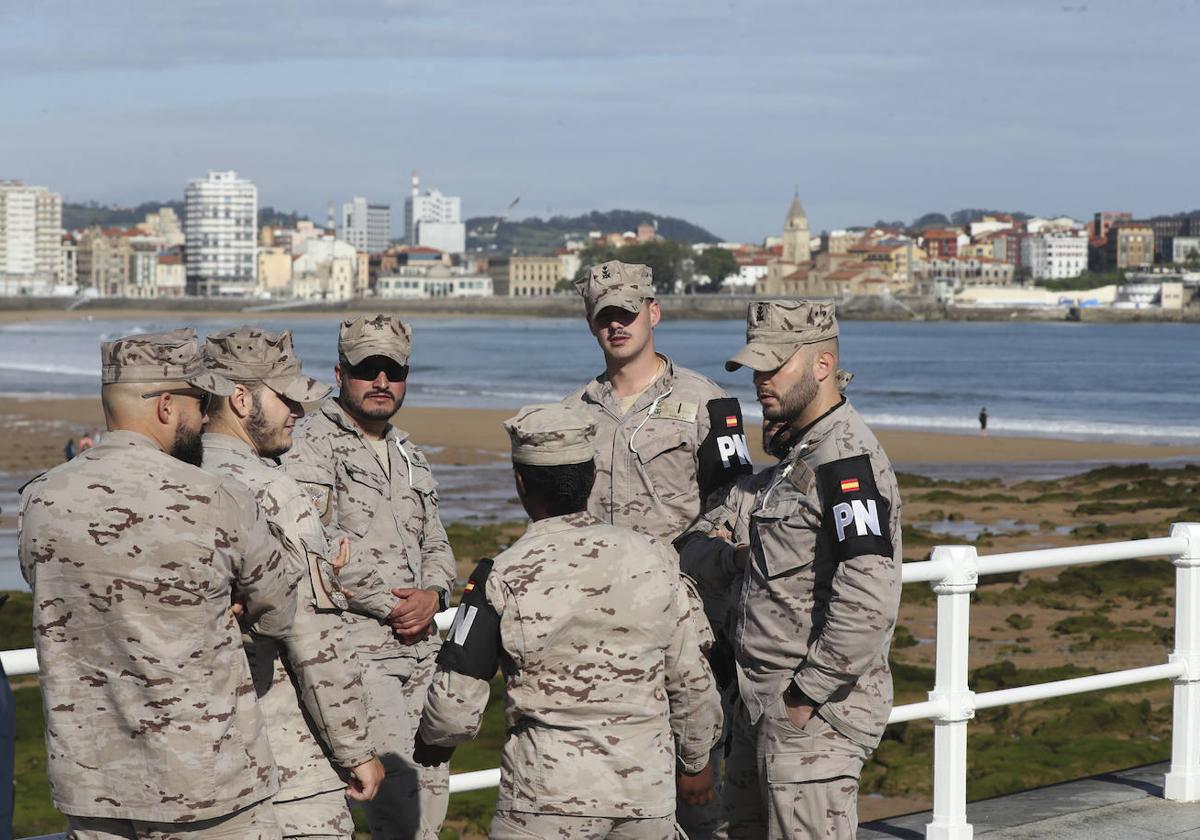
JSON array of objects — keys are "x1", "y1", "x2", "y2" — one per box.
[
  {"x1": 563, "y1": 356, "x2": 753, "y2": 544},
  {"x1": 18, "y1": 431, "x2": 299, "y2": 822},
  {"x1": 283, "y1": 398, "x2": 455, "y2": 661},
  {"x1": 677, "y1": 399, "x2": 902, "y2": 750},
  {"x1": 419, "y1": 513, "x2": 723, "y2": 818},
  {"x1": 201, "y1": 433, "x2": 374, "y2": 800}
]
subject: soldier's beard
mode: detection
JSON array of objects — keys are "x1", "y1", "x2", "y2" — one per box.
[
  {"x1": 246, "y1": 392, "x2": 291, "y2": 459},
  {"x1": 764, "y1": 368, "x2": 819, "y2": 424},
  {"x1": 341, "y1": 388, "x2": 401, "y2": 423},
  {"x1": 171, "y1": 423, "x2": 204, "y2": 467}
]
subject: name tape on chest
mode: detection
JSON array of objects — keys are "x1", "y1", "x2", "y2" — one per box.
[{"x1": 650, "y1": 399, "x2": 698, "y2": 423}]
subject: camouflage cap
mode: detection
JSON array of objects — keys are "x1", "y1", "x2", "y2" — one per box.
[
  {"x1": 338, "y1": 314, "x2": 412, "y2": 366},
  {"x1": 101, "y1": 327, "x2": 234, "y2": 395},
  {"x1": 836, "y1": 368, "x2": 854, "y2": 393},
  {"x1": 725, "y1": 299, "x2": 839, "y2": 372},
  {"x1": 203, "y1": 326, "x2": 330, "y2": 404},
  {"x1": 504, "y1": 403, "x2": 596, "y2": 466},
  {"x1": 573, "y1": 260, "x2": 654, "y2": 321}
]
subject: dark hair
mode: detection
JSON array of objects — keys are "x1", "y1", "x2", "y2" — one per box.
[{"x1": 516, "y1": 460, "x2": 595, "y2": 517}]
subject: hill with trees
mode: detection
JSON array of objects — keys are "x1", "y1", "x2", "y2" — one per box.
[{"x1": 467, "y1": 209, "x2": 720, "y2": 253}]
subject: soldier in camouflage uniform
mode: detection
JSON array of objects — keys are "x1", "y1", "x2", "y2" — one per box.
[
  {"x1": 18, "y1": 329, "x2": 297, "y2": 839},
  {"x1": 283, "y1": 316, "x2": 453, "y2": 840},
  {"x1": 675, "y1": 301, "x2": 903, "y2": 839},
  {"x1": 562, "y1": 261, "x2": 753, "y2": 837},
  {"x1": 200, "y1": 327, "x2": 384, "y2": 837},
  {"x1": 417, "y1": 403, "x2": 724, "y2": 840}
]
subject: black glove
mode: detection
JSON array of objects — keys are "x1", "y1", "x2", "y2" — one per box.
[{"x1": 413, "y1": 731, "x2": 455, "y2": 768}]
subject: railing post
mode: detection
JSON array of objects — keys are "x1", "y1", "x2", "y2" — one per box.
[
  {"x1": 1166, "y1": 522, "x2": 1200, "y2": 801},
  {"x1": 925, "y1": 545, "x2": 978, "y2": 840}
]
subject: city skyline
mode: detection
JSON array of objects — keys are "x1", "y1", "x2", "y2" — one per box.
[{"x1": 2, "y1": 1, "x2": 1198, "y2": 242}]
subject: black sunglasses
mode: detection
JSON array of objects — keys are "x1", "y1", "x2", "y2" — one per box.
[
  {"x1": 142, "y1": 388, "x2": 213, "y2": 414},
  {"x1": 346, "y1": 360, "x2": 409, "y2": 382}
]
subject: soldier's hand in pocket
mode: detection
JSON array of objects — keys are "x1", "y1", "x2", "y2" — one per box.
[
  {"x1": 677, "y1": 762, "x2": 716, "y2": 806},
  {"x1": 345, "y1": 756, "x2": 385, "y2": 802}
]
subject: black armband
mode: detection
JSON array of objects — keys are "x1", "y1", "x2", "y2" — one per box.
[
  {"x1": 816, "y1": 454, "x2": 893, "y2": 561},
  {"x1": 697, "y1": 397, "x2": 753, "y2": 499},
  {"x1": 436, "y1": 559, "x2": 501, "y2": 681}
]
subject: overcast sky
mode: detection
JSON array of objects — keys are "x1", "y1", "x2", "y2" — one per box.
[{"x1": 2, "y1": 0, "x2": 1197, "y2": 241}]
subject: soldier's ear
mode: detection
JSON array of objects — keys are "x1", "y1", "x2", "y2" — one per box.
[
  {"x1": 334, "y1": 364, "x2": 345, "y2": 389},
  {"x1": 512, "y1": 466, "x2": 526, "y2": 500},
  {"x1": 154, "y1": 392, "x2": 173, "y2": 425},
  {"x1": 229, "y1": 384, "x2": 254, "y2": 419},
  {"x1": 647, "y1": 300, "x2": 661, "y2": 328}
]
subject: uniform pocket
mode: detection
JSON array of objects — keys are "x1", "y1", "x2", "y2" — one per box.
[
  {"x1": 635, "y1": 427, "x2": 694, "y2": 502},
  {"x1": 763, "y1": 701, "x2": 864, "y2": 783}
]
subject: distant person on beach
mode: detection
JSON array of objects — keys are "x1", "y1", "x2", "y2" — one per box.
[
  {"x1": 19, "y1": 329, "x2": 301, "y2": 839},
  {"x1": 979, "y1": 407, "x2": 989, "y2": 436},
  {"x1": 200, "y1": 326, "x2": 383, "y2": 835},
  {"x1": 417, "y1": 403, "x2": 722, "y2": 839},
  {"x1": 62, "y1": 438, "x2": 76, "y2": 461},
  {"x1": 561, "y1": 259, "x2": 753, "y2": 837},
  {"x1": 77, "y1": 430, "x2": 94, "y2": 451},
  {"x1": 284, "y1": 315, "x2": 453, "y2": 840},
  {"x1": 677, "y1": 300, "x2": 902, "y2": 839}
]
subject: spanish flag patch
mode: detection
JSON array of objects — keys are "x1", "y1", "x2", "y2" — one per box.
[
  {"x1": 464, "y1": 580, "x2": 475, "y2": 593},
  {"x1": 724, "y1": 415, "x2": 738, "y2": 428},
  {"x1": 840, "y1": 477, "x2": 860, "y2": 493}
]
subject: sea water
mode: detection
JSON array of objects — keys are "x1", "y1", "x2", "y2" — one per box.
[{"x1": 1, "y1": 315, "x2": 1197, "y2": 444}]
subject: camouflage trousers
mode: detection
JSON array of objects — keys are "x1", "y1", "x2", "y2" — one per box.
[
  {"x1": 719, "y1": 697, "x2": 870, "y2": 840},
  {"x1": 490, "y1": 810, "x2": 680, "y2": 839},
  {"x1": 360, "y1": 653, "x2": 449, "y2": 840},
  {"x1": 66, "y1": 800, "x2": 280, "y2": 839},
  {"x1": 276, "y1": 786, "x2": 354, "y2": 838}
]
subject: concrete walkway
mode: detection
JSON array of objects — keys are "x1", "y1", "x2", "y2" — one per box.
[{"x1": 861, "y1": 761, "x2": 1200, "y2": 838}]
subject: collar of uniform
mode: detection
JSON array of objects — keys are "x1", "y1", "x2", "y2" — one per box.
[
  {"x1": 793, "y1": 397, "x2": 850, "y2": 454},
  {"x1": 523, "y1": 510, "x2": 603, "y2": 538},
  {"x1": 584, "y1": 353, "x2": 676, "y2": 413},
  {"x1": 92, "y1": 429, "x2": 162, "y2": 452},
  {"x1": 320, "y1": 396, "x2": 409, "y2": 445},
  {"x1": 200, "y1": 432, "x2": 257, "y2": 459}
]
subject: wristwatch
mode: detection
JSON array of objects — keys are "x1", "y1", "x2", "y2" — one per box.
[{"x1": 432, "y1": 587, "x2": 450, "y2": 612}]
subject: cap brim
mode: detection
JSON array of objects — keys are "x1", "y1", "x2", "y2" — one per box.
[
  {"x1": 340, "y1": 346, "x2": 409, "y2": 366},
  {"x1": 186, "y1": 371, "x2": 236, "y2": 396},
  {"x1": 724, "y1": 341, "x2": 800, "y2": 373},
  {"x1": 268, "y1": 373, "x2": 331, "y2": 404},
  {"x1": 588, "y1": 293, "x2": 648, "y2": 321}
]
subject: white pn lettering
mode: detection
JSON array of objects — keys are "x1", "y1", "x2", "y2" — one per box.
[
  {"x1": 449, "y1": 605, "x2": 478, "y2": 646},
  {"x1": 832, "y1": 499, "x2": 882, "y2": 542},
  {"x1": 717, "y1": 434, "x2": 751, "y2": 468}
]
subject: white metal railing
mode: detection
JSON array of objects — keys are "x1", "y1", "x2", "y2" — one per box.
[{"x1": 4, "y1": 522, "x2": 1199, "y2": 838}]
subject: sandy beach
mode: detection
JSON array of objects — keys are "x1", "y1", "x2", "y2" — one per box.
[{"x1": 3, "y1": 397, "x2": 1197, "y2": 479}]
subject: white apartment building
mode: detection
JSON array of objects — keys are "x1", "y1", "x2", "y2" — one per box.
[
  {"x1": 1022, "y1": 231, "x2": 1088, "y2": 281},
  {"x1": 404, "y1": 180, "x2": 465, "y2": 254},
  {"x1": 0, "y1": 181, "x2": 63, "y2": 292},
  {"x1": 184, "y1": 170, "x2": 257, "y2": 296},
  {"x1": 1172, "y1": 236, "x2": 1200, "y2": 264},
  {"x1": 291, "y1": 236, "x2": 362, "y2": 301},
  {"x1": 378, "y1": 266, "x2": 492, "y2": 299},
  {"x1": 341, "y1": 196, "x2": 391, "y2": 253}
]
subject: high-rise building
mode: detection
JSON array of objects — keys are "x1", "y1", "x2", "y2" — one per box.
[
  {"x1": 184, "y1": 170, "x2": 257, "y2": 296},
  {"x1": 404, "y1": 173, "x2": 465, "y2": 254},
  {"x1": 0, "y1": 181, "x2": 63, "y2": 293},
  {"x1": 341, "y1": 196, "x2": 392, "y2": 254}
]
